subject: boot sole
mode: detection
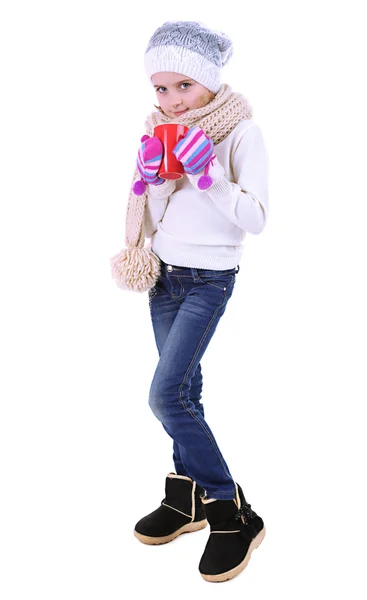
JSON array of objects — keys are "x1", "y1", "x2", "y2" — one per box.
[
  {"x1": 134, "y1": 519, "x2": 208, "y2": 545},
  {"x1": 200, "y1": 526, "x2": 266, "y2": 582}
]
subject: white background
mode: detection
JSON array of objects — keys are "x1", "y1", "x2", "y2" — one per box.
[{"x1": 1, "y1": 1, "x2": 366, "y2": 598}]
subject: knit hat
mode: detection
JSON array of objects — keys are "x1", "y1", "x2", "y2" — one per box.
[{"x1": 144, "y1": 21, "x2": 233, "y2": 94}]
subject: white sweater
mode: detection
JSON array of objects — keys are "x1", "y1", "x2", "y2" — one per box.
[{"x1": 144, "y1": 119, "x2": 269, "y2": 270}]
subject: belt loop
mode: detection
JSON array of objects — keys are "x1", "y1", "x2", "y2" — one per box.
[
  {"x1": 191, "y1": 267, "x2": 202, "y2": 283},
  {"x1": 235, "y1": 265, "x2": 240, "y2": 274}
]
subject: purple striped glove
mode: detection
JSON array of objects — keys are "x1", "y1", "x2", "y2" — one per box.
[
  {"x1": 133, "y1": 135, "x2": 164, "y2": 196},
  {"x1": 173, "y1": 127, "x2": 214, "y2": 175}
]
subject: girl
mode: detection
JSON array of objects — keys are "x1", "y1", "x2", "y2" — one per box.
[{"x1": 111, "y1": 20, "x2": 269, "y2": 583}]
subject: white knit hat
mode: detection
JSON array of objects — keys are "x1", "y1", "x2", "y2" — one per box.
[{"x1": 144, "y1": 21, "x2": 233, "y2": 94}]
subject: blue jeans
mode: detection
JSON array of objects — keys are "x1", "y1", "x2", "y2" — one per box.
[{"x1": 148, "y1": 258, "x2": 239, "y2": 500}]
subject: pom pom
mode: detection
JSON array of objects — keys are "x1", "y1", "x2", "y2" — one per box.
[
  {"x1": 141, "y1": 135, "x2": 150, "y2": 143},
  {"x1": 197, "y1": 175, "x2": 213, "y2": 190},
  {"x1": 110, "y1": 247, "x2": 161, "y2": 293},
  {"x1": 133, "y1": 180, "x2": 147, "y2": 195}
]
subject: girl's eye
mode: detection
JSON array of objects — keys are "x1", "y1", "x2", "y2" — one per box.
[{"x1": 156, "y1": 83, "x2": 191, "y2": 93}]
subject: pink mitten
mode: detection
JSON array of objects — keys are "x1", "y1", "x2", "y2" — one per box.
[
  {"x1": 172, "y1": 126, "x2": 216, "y2": 190},
  {"x1": 186, "y1": 155, "x2": 226, "y2": 191},
  {"x1": 133, "y1": 135, "x2": 164, "y2": 196}
]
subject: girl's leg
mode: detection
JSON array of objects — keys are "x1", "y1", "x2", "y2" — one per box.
[
  {"x1": 148, "y1": 282, "x2": 204, "y2": 476},
  {"x1": 148, "y1": 261, "x2": 238, "y2": 500},
  {"x1": 173, "y1": 363, "x2": 204, "y2": 476}
]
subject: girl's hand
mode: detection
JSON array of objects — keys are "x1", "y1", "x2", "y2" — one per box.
[
  {"x1": 133, "y1": 135, "x2": 164, "y2": 195},
  {"x1": 173, "y1": 127, "x2": 214, "y2": 175}
]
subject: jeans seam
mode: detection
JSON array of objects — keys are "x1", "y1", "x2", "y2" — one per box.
[
  {"x1": 172, "y1": 277, "x2": 184, "y2": 300},
  {"x1": 205, "y1": 491, "x2": 236, "y2": 498},
  {"x1": 206, "y1": 281, "x2": 228, "y2": 291},
  {"x1": 186, "y1": 406, "x2": 232, "y2": 480}
]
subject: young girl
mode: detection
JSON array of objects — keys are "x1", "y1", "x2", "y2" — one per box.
[{"x1": 111, "y1": 20, "x2": 269, "y2": 583}]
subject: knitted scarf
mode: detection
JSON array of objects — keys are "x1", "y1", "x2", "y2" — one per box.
[{"x1": 111, "y1": 84, "x2": 253, "y2": 292}]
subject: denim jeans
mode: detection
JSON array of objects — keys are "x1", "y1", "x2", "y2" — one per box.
[{"x1": 148, "y1": 258, "x2": 239, "y2": 500}]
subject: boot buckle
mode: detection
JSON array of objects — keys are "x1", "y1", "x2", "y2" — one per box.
[{"x1": 235, "y1": 503, "x2": 253, "y2": 524}]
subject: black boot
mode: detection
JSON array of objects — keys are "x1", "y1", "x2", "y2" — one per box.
[
  {"x1": 199, "y1": 483, "x2": 265, "y2": 582},
  {"x1": 134, "y1": 473, "x2": 208, "y2": 545}
]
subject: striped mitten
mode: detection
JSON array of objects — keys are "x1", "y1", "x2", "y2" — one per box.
[
  {"x1": 133, "y1": 135, "x2": 164, "y2": 196},
  {"x1": 173, "y1": 127, "x2": 214, "y2": 175}
]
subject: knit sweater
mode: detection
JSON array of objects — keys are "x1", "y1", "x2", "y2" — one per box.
[{"x1": 144, "y1": 119, "x2": 269, "y2": 270}]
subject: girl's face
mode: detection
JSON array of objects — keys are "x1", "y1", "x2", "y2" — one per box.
[{"x1": 151, "y1": 72, "x2": 215, "y2": 118}]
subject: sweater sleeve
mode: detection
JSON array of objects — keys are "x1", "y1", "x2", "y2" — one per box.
[
  {"x1": 203, "y1": 125, "x2": 269, "y2": 234},
  {"x1": 144, "y1": 179, "x2": 176, "y2": 238}
]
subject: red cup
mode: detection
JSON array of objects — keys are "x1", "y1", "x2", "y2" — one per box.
[{"x1": 154, "y1": 123, "x2": 189, "y2": 180}]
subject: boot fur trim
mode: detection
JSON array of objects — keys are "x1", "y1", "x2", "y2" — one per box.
[
  {"x1": 167, "y1": 473, "x2": 192, "y2": 482},
  {"x1": 167, "y1": 473, "x2": 196, "y2": 520},
  {"x1": 162, "y1": 503, "x2": 193, "y2": 519}
]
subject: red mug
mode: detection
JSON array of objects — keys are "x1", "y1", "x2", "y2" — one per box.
[{"x1": 154, "y1": 123, "x2": 189, "y2": 180}]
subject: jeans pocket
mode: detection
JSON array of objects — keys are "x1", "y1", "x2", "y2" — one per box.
[{"x1": 198, "y1": 273, "x2": 236, "y2": 291}]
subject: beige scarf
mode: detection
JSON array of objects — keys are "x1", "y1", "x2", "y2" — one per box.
[{"x1": 111, "y1": 84, "x2": 253, "y2": 293}]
